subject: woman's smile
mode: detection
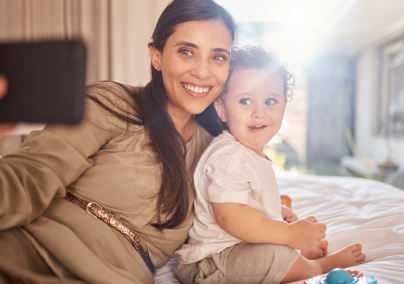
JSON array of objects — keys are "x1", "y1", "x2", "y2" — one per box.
[{"x1": 181, "y1": 82, "x2": 213, "y2": 98}]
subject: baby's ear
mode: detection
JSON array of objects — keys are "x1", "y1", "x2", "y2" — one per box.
[{"x1": 214, "y1": 99, "x2": 227, "y2": 122}]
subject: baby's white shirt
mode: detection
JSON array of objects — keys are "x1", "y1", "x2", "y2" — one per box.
[{"x1": 176, "y1": 131, "x2": 282, "y2": 264}]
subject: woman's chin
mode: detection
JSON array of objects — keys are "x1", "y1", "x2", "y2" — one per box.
[{"x1": 187, "y1": 104, "x2": 213, "y2": 116}]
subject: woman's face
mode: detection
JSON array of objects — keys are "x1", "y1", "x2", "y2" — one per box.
[{"x1": 150, "y1": 20, "x2": 232, "y2": 117}]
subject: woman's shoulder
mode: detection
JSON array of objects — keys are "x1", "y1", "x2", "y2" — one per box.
[
  {"x1": 85, "y1": 81, "x2": 145, "y2": 125},
  {"x1": 74, "y1": 81, "x2": 145, "y2": 139},
  {"x1": 86, "y1": 81, "x2": 141, "y2": 110},
  {"x1": 86, "y1": 81, "x2": 141, "y2": 95}
]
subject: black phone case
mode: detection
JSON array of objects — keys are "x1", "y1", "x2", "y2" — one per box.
[{"x1": 0, "y1": 41, "x2": 86, "y2": 123}]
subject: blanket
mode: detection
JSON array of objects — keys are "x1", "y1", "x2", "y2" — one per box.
[{"x1": 155, "y1": 176, "x2": 404, "y2": 284}]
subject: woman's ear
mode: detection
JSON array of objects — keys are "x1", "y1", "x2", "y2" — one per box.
[
  {"x1": 214, "y1": 99, "x2": 227, "y2": 122},
  {"x1": 150, "y1": 47, "x2": 162, "y2": 70}
]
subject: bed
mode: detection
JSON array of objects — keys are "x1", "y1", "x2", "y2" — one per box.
[{"x1": 155, "y1": 175, "x2": 404, "y2": 284}]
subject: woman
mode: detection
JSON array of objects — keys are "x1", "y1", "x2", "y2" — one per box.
[{"x1": 0, "y1": 0, "x2": 235, "y2": 283}]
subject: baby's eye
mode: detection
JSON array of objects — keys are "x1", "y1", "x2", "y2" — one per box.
[
  {"x1": 240, "y1": 98, "x2": 251, "y2": 105},
  {"x1": 265, "y1": 99, "x2": 277, "y2": 105},
  {"x1": 179, "y1": 49, "x2": 193, "y2": 56}
]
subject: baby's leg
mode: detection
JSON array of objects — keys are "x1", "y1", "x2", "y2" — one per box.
[
  {"x1": 176, "y1": 243, "x2": 300, "y2": 284},
  {"x1": 281, "y1": 244, "x2": 365, "y2": 283}
]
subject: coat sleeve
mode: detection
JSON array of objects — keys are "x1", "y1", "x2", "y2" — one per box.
[{"x1": 0, "y1": 82, "x2": 132, "y2": 230}]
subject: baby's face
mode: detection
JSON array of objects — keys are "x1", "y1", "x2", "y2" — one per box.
[{"x1": 215, "y1": 68, "x2": 286, "y2": 157}]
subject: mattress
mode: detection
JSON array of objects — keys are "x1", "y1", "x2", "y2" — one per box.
[{"x1": 155, "y1": 175, "x2": 404, "y2": 284}]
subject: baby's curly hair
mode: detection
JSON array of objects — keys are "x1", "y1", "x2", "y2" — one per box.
[{"x1": 219, "y1": 46, "x2": 294, "y2": 101}]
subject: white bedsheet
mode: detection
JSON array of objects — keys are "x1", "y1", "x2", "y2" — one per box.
[{"x1": 155, "y1": 175, "x2": 404, "y2": 284}]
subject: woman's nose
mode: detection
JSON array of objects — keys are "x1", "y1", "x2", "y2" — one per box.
[{"x1": 190, "y1": 59, "x2": 212, "y2": 80}]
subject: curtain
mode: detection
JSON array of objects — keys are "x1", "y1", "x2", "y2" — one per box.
[
  {"x1": 0, "y1": 0, "x2": 171, "y2": 86},
  {"x1": 0, "y1": 0, "x2": 170, "y2": 155}
]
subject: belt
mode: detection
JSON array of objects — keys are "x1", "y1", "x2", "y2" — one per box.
[{"x1": 64, "y1": 190, "x2": 155, "y2": 274}]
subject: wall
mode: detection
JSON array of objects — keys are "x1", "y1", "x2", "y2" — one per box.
[
  {"x1": 0, "y1": 0, "x2": 171, "y2": 86},
  {"x1": 356, "y1": 37, "x2": 404, "y2": 167},
  {"x1": 306, "y1": 55, "x2": 356, "y2": 163}
]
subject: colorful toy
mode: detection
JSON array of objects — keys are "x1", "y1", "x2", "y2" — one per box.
[{"x1": 303, "y1": 268, "x2": 377, "y2": 284}]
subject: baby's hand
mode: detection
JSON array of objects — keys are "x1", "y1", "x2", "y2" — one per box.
[
  {"x1": 281, "y1": 205, "x2": 298, "y2": 223},
  {"x1": 301, "y1": 239, "x2": 328, "y2": 259},
  {"x1": 287, "y1": 216, "x2": 327, "y2": 251}
]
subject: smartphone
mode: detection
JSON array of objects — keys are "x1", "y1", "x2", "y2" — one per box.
[{"x1": 0, "y1": 40, "x2": 86, "y2": 124}]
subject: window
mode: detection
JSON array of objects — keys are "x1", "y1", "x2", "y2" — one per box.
[{"x1": 378, "y1": 37, "x2": 404, "y2": 137}]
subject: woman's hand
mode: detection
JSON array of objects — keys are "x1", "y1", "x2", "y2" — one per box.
[
  {"x1": 281, "y1": 205, "x2": 298, "y2": 223},
  {"x1": 0, "y1": 52, "x2": 17, "y2": 137},
  {"x1": 0, "y1": 75, "x2": 7, "y2": 96}
]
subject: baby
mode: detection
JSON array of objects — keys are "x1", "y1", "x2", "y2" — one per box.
[{"x1": 175, "y1": 47, "x2": 365, "y2": 284}]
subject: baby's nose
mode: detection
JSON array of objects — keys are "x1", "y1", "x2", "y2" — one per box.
[
  {"x1": 252, "y1": 105, "x2": 267, "y2": 119},
  {"x1": 253, "y1": 113, "x2": 266, "y2": 119}
]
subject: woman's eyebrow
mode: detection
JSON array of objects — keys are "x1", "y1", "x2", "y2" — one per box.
[
  {"x1": 175, "y1": 41, "x2": 198, "y2": 48},
  {"x1": 174, "y1": 41, "x2": 230, "y2": 55},
  {"x1": 213, "y1": 48, "x2": 230, "y2": 55}
]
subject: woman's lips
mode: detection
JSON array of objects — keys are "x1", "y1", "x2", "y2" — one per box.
[
  {"x1": 248, "y1": 125, "x2": 267, "y2": 132},
  {"x1": 181, "y1": 83, "x2": 212, "y2": 98}
]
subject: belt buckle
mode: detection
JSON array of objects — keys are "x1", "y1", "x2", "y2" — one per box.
[{"x1": 86, "y1": 201, "x2": 103, "y2": 218}]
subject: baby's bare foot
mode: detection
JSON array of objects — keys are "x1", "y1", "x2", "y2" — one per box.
[
  {"x1": 301, "y1": 240, "x2": 328, "y2": 259},
  {"x1": 320, "y1": 244, "x2": 365, "y2": 273}
]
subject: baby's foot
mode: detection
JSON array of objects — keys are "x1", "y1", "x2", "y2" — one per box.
[
  {"x1": 321, "y1": 244, "x2": 365, "y2": 273},
  {"x1": 301, "y1": 240, "x2": 328, "y2": 259}
]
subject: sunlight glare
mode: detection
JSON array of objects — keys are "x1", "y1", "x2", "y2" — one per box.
[{"x1": 215, "y1": 0, "x2": 347, "y2": 65}]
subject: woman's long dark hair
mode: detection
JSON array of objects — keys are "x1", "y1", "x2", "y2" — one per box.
[{"x1": 88, "y1": 0, "x2": 235, "y2": 230}]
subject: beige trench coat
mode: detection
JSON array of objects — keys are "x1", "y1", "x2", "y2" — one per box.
[{"x1": 0, "y1": 82, "x2": 213, "y2": 283}]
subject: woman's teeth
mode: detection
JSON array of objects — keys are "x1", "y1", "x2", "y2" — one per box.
[
  {"x1": 182, "y1": 84, "x2": 210, "y2": 94},
  {"x1": 251, "y1": 125, "x2": 265, "y2": 129}
]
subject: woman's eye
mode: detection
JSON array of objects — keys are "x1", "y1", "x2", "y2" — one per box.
[
  {"x1": 179, "y1": 49, "x2": 193, "y2": 56},
  {"x1": 213, "y1": 54, "x2": 227, "y2": 61},
  {"x1": 265, "y1": 99, "x2": 277, "y2": 105},
  {"x1": 240, "y1": 99, "x2": 251, "y2": 105}
]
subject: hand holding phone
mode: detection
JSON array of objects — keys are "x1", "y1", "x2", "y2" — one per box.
[{"x1": 0, "y1": 41, "x2": 86, "y2": 125}]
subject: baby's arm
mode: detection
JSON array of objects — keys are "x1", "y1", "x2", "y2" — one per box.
[
  {"x1": 212, "y1": 202, "x2": 327, "y2": 251},
  {"x1": 279, "y1": 204, "x2": 328, "y2": 258}
]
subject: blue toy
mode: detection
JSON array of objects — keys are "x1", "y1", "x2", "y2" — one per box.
[
  {"x1": 304, "y1": 268, "x2": 377, "y2": 284},
  {"x1": 321, "y1": 269, "x2": 359, "y2": 284}
]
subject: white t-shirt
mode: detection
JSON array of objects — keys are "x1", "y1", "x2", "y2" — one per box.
[{"x1": 176, "y1": 131, "x2": 282, "y2": 264}]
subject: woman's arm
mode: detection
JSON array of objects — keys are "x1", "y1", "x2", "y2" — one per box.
[
  {"x1": 212, "y1": 202, "x2": 327, "y2": 251},
  {"x1": 0, "y1": 82, "x2": 129, "y2": 230}
]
